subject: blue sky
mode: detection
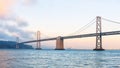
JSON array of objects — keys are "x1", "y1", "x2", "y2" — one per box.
[
  {"x1": 15, "y1": 0, "x2": 120, "y2": 34},
  {"x1": 0, "y1": 0, "x2": 120, "y2": 49}
]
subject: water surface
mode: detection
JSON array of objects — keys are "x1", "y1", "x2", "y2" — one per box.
[{"x1": 0, "y1": 49, "x2": 120, "y2": 68}]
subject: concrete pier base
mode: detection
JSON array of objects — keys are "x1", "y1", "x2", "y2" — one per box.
[
  {"x1": 35, "y1": 48, "x2": 42, "y2": 50},
  {"x1": 55, "y1": 36, "x2": 64, "y2": 50},
  {"x1": 93, "y1": 48, "x2": 105, "y2": 51}
]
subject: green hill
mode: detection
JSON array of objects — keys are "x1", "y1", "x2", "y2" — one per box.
[{"x1": 0, "y1": 41, "x2": 33, "y2": 49}]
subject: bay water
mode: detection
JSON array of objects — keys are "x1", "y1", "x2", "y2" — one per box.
[{"x1": 0, "y1": 49, "x2": 120, "y2": 68}]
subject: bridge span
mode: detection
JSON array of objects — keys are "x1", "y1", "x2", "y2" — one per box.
[
  {"x1": 18, "y1": 16, "x2": 120, "y2": 50},
  {"x1": 19, "y1": 30, "x2": 120, "y2": 50}
]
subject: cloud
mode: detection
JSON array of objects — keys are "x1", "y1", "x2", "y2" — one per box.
[
  {"x1": 0, "y1": 28, "x2": 16, "y2": 41},
  {"x1": 0, "y1": 21, "x2": 34, "y2": 41},
  {"x1": 0, "y1": 0, "x2": 15, "y2": 17},
  {"x1": 0, "y1": 0, "x2": 36, "y2": 19},
  {"x1": 0, "y1": 0, "x2": 35, "y2": 41},
  {"x1": 0, "y1": 14, "x2": 28, "y2": 27},
  {"x1": 23, "y1": 0, "x2": 37, "y2": 5},
  {"x1": 0, "y1": 0, "x2": 37, "y2": 17},
  {"x1": 16, "y1": 18, "x2": 28, "y2": 27}
]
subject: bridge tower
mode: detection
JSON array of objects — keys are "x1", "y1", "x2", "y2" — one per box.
[
  {"x1": 94, "y1": 16, "x2": 104, "y2": 51},
  {"x1": 16, "y1": 37, "x2": 19, "y2": 49},
  {"x1": 55, "y1": 36, "x2": 64, "y2": 50},
  {"x1": 36, "y1": 31, "x2": 41, "y2": 50}
]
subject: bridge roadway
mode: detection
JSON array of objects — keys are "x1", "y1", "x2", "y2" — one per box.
[{"x1": 20, "y1": 30, "x2": 120, "y2": 44}]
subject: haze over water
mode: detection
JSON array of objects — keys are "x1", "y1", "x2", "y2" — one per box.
[{"x1": 0, "y1": 49, "x2": 120, "y2": 68}]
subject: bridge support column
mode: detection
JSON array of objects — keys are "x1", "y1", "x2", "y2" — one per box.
[
  {"x1": 55, "y1": 36, "x2": 64, "y2": 50},
  {"x1": 16, "y1": 37, "x2": 19, "y2": 49},
  {"x1": 94, "y1": 16, "x2": 104, "y2": 51},
  {"x1": 36, "y1": 31, "x2": 42, "y2": 50}
]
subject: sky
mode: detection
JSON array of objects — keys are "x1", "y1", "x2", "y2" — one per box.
[{"x1": 0, "y1": 0, "x2": 120, "y2": 49}]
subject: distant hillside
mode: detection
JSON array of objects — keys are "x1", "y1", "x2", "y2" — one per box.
[{"x1": 0, "y1": 41, "x2": 33, "y2": 49}]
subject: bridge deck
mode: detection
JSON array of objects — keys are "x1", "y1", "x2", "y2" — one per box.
[{"x1": 20, "y1": 31, "x2": 120, "y2": 44}]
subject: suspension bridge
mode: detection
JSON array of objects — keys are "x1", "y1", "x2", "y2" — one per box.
[{"x1": 18, "y1": 16, "x2": 120, "y2": 50}]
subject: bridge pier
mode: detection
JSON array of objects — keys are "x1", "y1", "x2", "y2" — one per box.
[{"x1": 55, "y1": 36, "x2": 64, "y2": 50}]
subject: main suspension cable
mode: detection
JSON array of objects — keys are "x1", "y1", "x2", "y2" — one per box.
[
  {"x1": 67, "y1": 18, "x2": 96, "y2": 35},
  {"x1": 102, "y1": 17, "x2": 120, "y2": 24}
]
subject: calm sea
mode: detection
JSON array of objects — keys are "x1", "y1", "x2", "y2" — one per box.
[{"x1": 0, "y1": 49, "x2": 120, "y2": 68}]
